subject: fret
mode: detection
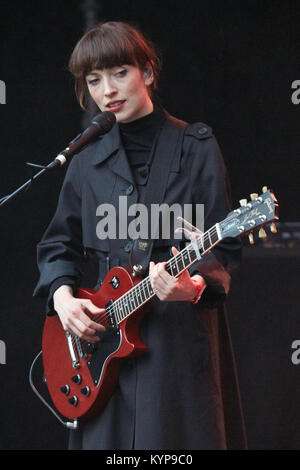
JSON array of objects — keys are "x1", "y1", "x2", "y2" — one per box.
[
  {"x1": 139, "y1": 283, "x2": 146, "y2": 303},
  {"x1": 123, "y1": 298, "x2": 130, "y2": 317},
  {"x1": 141, "y1": 281, "x2": 148, "y2": 302},
  {"x1": 118, "y1": 298, "x2": 126, "y2": 319},
  {"x1": 188, "y1": 244, "x2": 197, "y2": 263},
  {"x1": 211, "y1": 228, "x2": 218, "y2": 244},
  {"x1": 128, "y1": 291, "x2": 136, "y2": 311},
  {"x1": 181, "y1": 250, "x2": 188, "y2": 269},
  {"x1": 106, "y1": 224, "x2": 222, "y2": 327},
  {"x1": 136, "y1": 284, "x2": 143, "y2": 303},
  {"x1": 175, "y1": 255, "x2": 179, "y2": 274},
  {"x1": 202, "y1": 235, "x2": 211, "y2": 251},
  {"x1": 114, "y1": 304, "x2": 121, "y2": 323},
  {"x1": 181, "y1": 250, "x2": 187, "y2": 266},
  {"x1": 147, "y1": 280, "x2": 154, "y2": 297},
  {"x1": 187, "y1": 246, "x2": 192, "y2": 263}
]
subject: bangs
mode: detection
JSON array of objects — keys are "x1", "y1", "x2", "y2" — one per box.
[{"x1": 69, "y1": 24, "x2": 150, "y2": 79}]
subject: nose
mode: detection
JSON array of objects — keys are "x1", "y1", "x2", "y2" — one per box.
[{"x1": 103, "y1": 77, "x2": 117, "y2": 97}]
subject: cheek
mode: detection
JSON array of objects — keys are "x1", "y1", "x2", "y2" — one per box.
[
  {"x1": 88, "y1": 86, "x2": 103, "y2": 103},
  {"x1": 127, "y1": 82, "x2": 147, "y2": 103}
]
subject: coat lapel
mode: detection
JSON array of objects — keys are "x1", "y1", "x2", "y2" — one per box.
[{"x1": 91, "y1": 122, "x2": 135, "y2": 185}]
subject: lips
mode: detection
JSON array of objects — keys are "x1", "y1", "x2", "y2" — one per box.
[{"x1": 106, "y1": 100, "x2": 126, "y2": 109}]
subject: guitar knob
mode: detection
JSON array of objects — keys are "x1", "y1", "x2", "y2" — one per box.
[
  {"x1": 262, "y1": 186, "x2": 268, "y2": 193},
  {"x1": 60, "y1": 385, "x2": 70, "y2": 395},
  {"x1": 132, "y1": 264, "x2": 143, "y2": 277},
  {"x1": 68, "y1": 396, "x2": 78, "y2": 407},
  {"x1": 270, "y1": 222, "x2": 277, "y2": 233},
  {"x1": 72, "y1": 374, "x2": 82, "y2": 385},
  {"x1": 80, "y1": 386, "x2": 91, "y2": 397},
  {"x1": 239, "y1": 199, "x2": 247, "y2": 206},
  {"x1": 258, "y1": 228, "x2": 267, "y2": 238},
  {"x1": 248, "y1": 232, "x2": 255, "y2": 244}
]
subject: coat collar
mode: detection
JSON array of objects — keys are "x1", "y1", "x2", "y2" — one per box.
[
  {"x1": 91, "y1": 122, "x2": 135, "y2": 184},
  {"x1": 90, "y1": 107, "x2": 184, "y2": 183}
]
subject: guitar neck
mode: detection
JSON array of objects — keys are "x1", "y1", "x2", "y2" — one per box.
[{"x1": 107, "y1": 224, "x2": 221, "y2": 325}]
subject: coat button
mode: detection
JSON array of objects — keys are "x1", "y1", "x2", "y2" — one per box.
[
  {"x1": 198, "y1": 127, "x2": 207, "y2": 135},
  {"x1": 125, "y1": 184, "x2": 134, "y2": 195},
  {"x1": 124, "y1": 241, "x2": 133, "y2": 253}
]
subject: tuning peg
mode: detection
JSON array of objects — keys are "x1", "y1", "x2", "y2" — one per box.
[
  {"x1": 270, "y1": 222, "x2": 277, "y2": 233},
  {"x1": 250, "y1": 193, "x2": 258, "y2": 200},
  {"x1": 248, "y1": 232, "x2": 255, "y2": 244},
  {"x1": 239, "y1": 199, "x2": 247, "y2": 206},
  {"x1": 262, "y1": 186, "x2": 268, "y2": 193},
  {"x1": 258, "y1": 227, "x2": 267, "y2": 238}
]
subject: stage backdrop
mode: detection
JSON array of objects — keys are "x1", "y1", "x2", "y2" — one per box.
[{"x1": 0, "y1": 0, "x2": 299, "y2": 450}]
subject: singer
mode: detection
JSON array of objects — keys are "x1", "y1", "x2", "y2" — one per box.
[{"x1": 33, "y1": 21, "x2": 247, "y2": 450}]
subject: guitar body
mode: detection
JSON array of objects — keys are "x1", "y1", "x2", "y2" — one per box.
[{"x1": 42, "y1": 266, "x2": 148, "y2": 420}]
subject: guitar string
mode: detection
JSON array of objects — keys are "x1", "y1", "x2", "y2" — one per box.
[
  {"x1": 105, "y1": 224, "x2": 219, "y2": 322},
  {"x1": 99, "y1": 201, "x2": 264, "y2": 325},
  {"x1": 74, "y1": 226, "x2": 220, "y2": 350}
]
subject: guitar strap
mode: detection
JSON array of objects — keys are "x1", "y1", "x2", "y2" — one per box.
[{"x1": 130, "y1": 113, "x2": 188, "y2": 275}]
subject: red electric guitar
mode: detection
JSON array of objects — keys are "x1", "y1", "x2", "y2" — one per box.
[{"x1": 38, "y1": 188, "x2": 278, "y2": 424}]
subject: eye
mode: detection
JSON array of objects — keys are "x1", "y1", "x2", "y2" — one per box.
[
  {"x1": 87, "y1": 77, "x2": 100, "y2": 86},
  {"x1": 115, "y1": 69, "x2": 127, "y2": 78}
]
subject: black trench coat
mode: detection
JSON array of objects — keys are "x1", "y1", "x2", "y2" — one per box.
[{"x1": 34, "y1": 111, "x2": 247, "y2": 450}]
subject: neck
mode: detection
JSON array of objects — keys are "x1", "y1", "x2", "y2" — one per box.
[
  {"x1": 105, "y1": 224, "x2": 221, "y2": 326},
  {"x1": 119, "y1": 98, "x2": 153, "y2": 124}
]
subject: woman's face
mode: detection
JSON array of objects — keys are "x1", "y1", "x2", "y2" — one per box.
[{"x1": 86, "y1": 65, "x2": 153, "y2": 123}]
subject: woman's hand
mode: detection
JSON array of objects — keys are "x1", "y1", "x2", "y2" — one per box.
[
  {"x1": 149, "y1": 246, "x2": 206, "y2": 302},
  {"x1": 53, "y1": 285, "x2": 106, "y2": 343}
]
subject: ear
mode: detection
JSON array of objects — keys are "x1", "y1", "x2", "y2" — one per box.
[{"x1": 144, "y1": 67, "x2": 154, "y2": 86}]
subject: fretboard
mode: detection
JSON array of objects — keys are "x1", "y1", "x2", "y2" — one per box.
[{"x1": 105, "y1": 224, "x2": 220, "y2": 325}]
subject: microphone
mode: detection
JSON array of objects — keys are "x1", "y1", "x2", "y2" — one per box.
[
  {"x1": 0, "y1": 112, "x2": 116, "y2": 208},
  {"x1": 54, "y1": 111, "x2": 116, "y2": 167}
]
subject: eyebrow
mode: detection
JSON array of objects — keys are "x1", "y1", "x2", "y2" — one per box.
[
  {"x1": 86, "y1": 71, "x2": 102, "y2": 77},
  {"x1": 87, "y1": 65, "x2": 128, "y2": 75}
]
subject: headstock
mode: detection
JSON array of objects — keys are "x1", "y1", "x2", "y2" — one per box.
[{"x1": 219, "y1": 186, "x2": 279, "y2": 243}]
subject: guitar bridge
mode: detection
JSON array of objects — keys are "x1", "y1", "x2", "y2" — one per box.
[{"x1": 66, "y1": 332, "x2": 80, "y2": 369}]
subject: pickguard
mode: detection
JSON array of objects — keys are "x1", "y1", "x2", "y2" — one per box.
[{"x1": 86, "y1": 327, "x2": 122, "y2": 386}]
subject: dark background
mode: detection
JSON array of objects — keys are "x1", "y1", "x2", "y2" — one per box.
[{"x1": 0, "y1": 0, "x2": 299, "y2": 450}]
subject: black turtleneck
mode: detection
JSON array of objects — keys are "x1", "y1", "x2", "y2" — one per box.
[{"x1": 118, "y1": 107, "x2": 166, "y2": 186}]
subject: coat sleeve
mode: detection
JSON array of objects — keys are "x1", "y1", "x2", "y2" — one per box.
[
  {"x1": 186, "y1": 125, "x2": 242, "y2": 308},
  {"x1": 33, "y1": 154, "x2": 84, "y2": 312}
]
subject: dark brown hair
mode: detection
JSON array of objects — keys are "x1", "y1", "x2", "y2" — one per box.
[{"x1": 69, "y1": 21, "x2": 162, "y2": 109}]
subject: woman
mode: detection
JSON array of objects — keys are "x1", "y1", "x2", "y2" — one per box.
[{"x1": 34, "y1": 21, "x2": 247, "y2": 450}]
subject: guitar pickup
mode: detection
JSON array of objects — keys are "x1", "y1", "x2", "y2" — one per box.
[{"x1": 105, "y1": 299, "x2": 119, "y2": 331}]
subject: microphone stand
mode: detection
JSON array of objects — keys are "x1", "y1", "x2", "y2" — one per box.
[
  {"x1": 0, "y1": 112, "x2": 116, "y2": 208},
  {"x1": 0, "y1": 130, "x2": 84, "y2": 208},
  {"x1": 0, "y1": 159, "x2": 63, "y2": 208}
]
